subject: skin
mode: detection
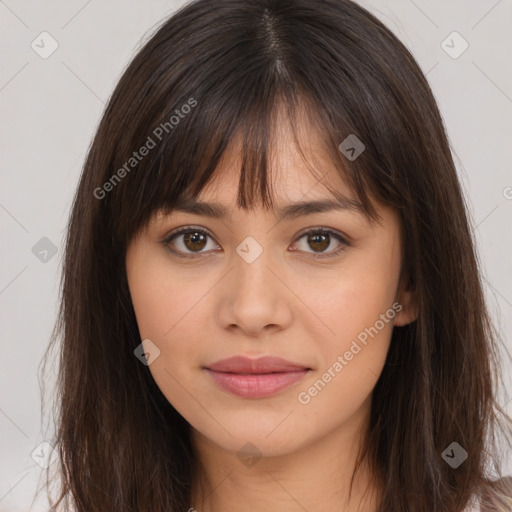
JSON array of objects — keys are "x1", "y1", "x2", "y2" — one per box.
[{"x1": 125, "y1": 109, "x2": 417, "y2": 511}]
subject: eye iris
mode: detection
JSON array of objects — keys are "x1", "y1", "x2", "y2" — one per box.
[
  {"x1": 308, "y1": 233, "x2": 330, "y2": 252},
  {"x1": 184, "y1": 231, "x2": 207, "y2": 251}
]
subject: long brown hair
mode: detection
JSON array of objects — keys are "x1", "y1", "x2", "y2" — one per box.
[{"x1": 39, "y1": 0, "x2": 512, "y2": 510}]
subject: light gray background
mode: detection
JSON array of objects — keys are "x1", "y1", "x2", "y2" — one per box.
[{"x1": 1, "y1": 1, "x2": 511, "y2": 510}]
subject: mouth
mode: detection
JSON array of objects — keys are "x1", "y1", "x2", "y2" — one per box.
[{"x1": 203, "y1": 355, "x2": 312, "y2": 399}]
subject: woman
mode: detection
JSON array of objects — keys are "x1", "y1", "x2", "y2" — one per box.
[{"x1": 41, "y1": 0, "x2": 512, "y2": 510}]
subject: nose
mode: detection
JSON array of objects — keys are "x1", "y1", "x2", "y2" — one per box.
[{"x1": 216, "y1": 246, "x2": 293, "y2": 337}]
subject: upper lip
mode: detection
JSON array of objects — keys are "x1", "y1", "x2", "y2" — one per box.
[{"x1": 205, "y1": 356, "x2": 311, "y2": 374}]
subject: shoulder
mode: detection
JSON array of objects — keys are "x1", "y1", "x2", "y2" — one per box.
[{"x1": 478, "y1": 476, "x2": 512, "y2": 512}]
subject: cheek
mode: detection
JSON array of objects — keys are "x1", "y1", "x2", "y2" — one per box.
[
  {"x1": 315, "y1": 256, "x2": 400, "y2": 350},
  {"x1": 127, "y1": 247, "x2": 209, "y2": 341},
  {"x1": 294, "y1": 290, "x2": 395, "y2": 431},
  {"x1": 301, "y1": 248, "x2": 400, "y2": 403},
  {"x1": 126, "y1": 247, "x2": 212, "y2": 402}
]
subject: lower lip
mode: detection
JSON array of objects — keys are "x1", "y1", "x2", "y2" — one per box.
[{"x1": 205, "y1": 369, "x2": 310, "y2": 398}]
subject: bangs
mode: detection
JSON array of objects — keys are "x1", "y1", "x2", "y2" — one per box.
[{"x1": 109, "y1": 80, "x2": 380, "y2": 246}]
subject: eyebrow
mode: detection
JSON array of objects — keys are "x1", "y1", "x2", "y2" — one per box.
[{"x1": 168, "y1": 196, "x2": 366, "y2": 221}]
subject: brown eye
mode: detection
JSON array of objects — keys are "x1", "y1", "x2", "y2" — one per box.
[
  {"x1": 293, "y1": 228, "x2": 349, "y2": 259},
  {"x1": 307, "y1": 232, "x2": 330, "y2": 252},
  {"x1": 183, "y1": 231, "x2": 208, "y2": 252},
  {"x1": 162, "y1": 227, "x2": 219, "y2": 258}
]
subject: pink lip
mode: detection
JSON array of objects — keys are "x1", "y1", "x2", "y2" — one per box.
[{"x1": 204, "y1": 356, "x2": 311, "y2": 398}]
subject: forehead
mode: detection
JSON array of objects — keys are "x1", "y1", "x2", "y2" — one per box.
[{"x1": 195, "y1": 107, "x2": 354, "y2": 208}]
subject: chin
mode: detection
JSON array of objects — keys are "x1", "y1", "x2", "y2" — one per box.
[{"x1": 193, "y1": 414, "x2": 308, "y2": 459}]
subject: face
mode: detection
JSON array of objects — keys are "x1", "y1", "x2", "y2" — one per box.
[{"x1": 125, "y1": 113, "x2": 415, "y2": 461}]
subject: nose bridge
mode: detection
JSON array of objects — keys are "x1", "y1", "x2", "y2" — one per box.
[
  {"x1": 217, "y1": 234, "x2": 293, "y2": 334},
  {"x1": 233, "y1": 234, "x2": 275, "y2": 300}
]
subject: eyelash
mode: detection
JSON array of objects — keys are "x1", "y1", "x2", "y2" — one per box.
[{"x1": 160, "y1": 225, "x2": 349, "y2": 261}]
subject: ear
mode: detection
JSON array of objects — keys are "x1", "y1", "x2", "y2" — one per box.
[{"x1": 393, "y1": 273, "x2": 418, "y2": 327}]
